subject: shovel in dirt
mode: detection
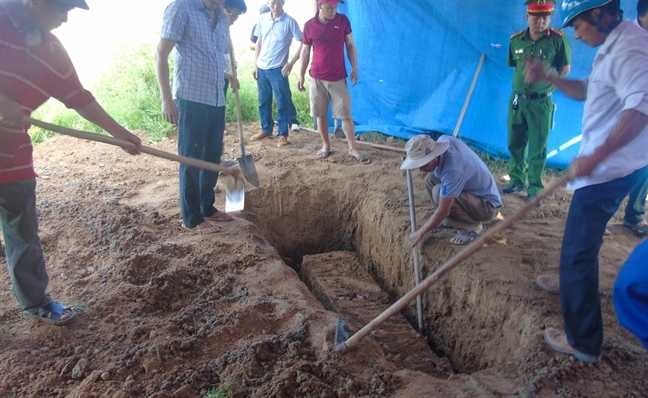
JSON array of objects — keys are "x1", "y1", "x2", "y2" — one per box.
[
  {"x1": 228, "y1": 34, "x2": 259, "y2": 187},
  {"x1": 25, "y1": 117, "x2": 246, "y2": 211}
]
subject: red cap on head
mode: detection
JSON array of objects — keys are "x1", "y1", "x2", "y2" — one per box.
[
  {"x1": 320, "y1": 0, "x2": 341, "y2": 5},
  {"x1": 526, "y1": 0, "x2": 555, "y2": 13}
]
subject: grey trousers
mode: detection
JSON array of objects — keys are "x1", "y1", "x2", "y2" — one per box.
[
  {"x1": 0, "y1": 179, "x2": 51, "y2": 312},
  {"x1": 425, "y1": 174, "x2": 499, "y2": 234}
]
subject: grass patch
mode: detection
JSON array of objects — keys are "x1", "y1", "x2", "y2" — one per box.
[
  {"x1": 204, "y1": 382, "x2": 233, "y2": 398},
  {"x1": 68, "y1": 300, "x2": 87, "y2": 310}
]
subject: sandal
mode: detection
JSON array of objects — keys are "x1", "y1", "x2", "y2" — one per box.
[
  {"x1": 23, "y1": 301, "x2": 76, "y2": 326},
  {"x1": 350, "y1": 153, "x2": 371, "y2": 164},
  {"x1": 449, "y1": 231, "x2": 479, "y2": 245},
  {"x1": 182, "y1": 221, "x2": 221, "y2": 235},
  {"x1": 317, "y1": 149, "x2": 331, "y2": 158},
  {"x1": 436, "y1": 220, "x2": 453, "y2": 230},
  {"x1": 206, "y1": 210, "x2": 234, "y2": 222},
  {"x1": 623, "y1": 220, "x2": 648, "y2": 235}
]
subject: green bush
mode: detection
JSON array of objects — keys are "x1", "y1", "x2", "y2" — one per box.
[{"x1": 29, "y1": 43, "x2": 313, "y2": 143}]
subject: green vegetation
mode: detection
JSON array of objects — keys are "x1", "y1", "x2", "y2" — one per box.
[
  {"x1": 204, "y1": 383, "x2": 233, "y2": 398},
  {"x1": 29, "y1": 43, "x2": 312, "y2": 143},
  {"x1": 68, "y1": 300, "x2": 87, "y2": 310}
]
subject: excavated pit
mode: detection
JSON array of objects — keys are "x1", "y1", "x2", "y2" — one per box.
[{"x1": 244, "y1": 180, "x2": 532, "y2": 376}]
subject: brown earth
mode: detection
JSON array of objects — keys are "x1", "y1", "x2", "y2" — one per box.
[{"x1": 0, "y1": 123, "x2": 646, "y2": 398}]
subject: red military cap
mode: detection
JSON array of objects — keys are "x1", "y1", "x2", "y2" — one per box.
[{"x1": 526, "y1": 0, "x2": 555, "y2": 13}]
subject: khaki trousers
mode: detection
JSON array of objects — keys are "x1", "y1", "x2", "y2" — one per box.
[{"x1": 425, "y1": 174, "x2": 498, "y2": 234}]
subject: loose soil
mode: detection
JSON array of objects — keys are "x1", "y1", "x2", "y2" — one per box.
[{"x1": 0, "y1": 123, "x2": 646, "y2": 397}]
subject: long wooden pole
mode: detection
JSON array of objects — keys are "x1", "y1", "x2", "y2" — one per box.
[
  {"x1": 406, "y1": 169, "x2": 424, "y2": 333},
  {"x1": 335, "y1": 173, "x2": 572, "y2": 353},
  {"x1": 299, "y1": 126, "x2": 405, "y2": 153},
  {"x1": 453, "y1": 54, "x2": 486, "y2": 138},
  {"x1": 26, "y1": 117, "x2": 238, "y2": 176}
]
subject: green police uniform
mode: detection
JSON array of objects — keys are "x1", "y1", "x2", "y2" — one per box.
[{"x1": 507, "y1": 25, "x2": 571, "y2": 195}]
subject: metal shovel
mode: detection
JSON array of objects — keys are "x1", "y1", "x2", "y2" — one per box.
[
  {"x1": 228, "y1": 33, "x2": 259, "y2": 187},
  {"x1": 26, "y1": 117, "x2": 246, "y2": 211}
]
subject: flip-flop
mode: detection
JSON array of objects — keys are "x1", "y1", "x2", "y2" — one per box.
[
  {"x1": 182, "y1": 221, "x2": 221, "y2": 235},
  {"x1": 351, "y1": 154, "x2": 371, "y2": 164},
  {"x1": 449, "y1": 231, "x2": 479, "y2": 245},
  {"x1": 206, "y1": 210, "x2": 234, "y2": 222},
  {"x1": 23, "y1": 301, "x2": 76, "y2": 326},
  {"x1": 436, "y1": 220, "x2": 453, "y2": 230},
  {"x1": 623, "y1": 221, "x2": 648, "y2": 235},
  {"x1": 316, "y1": 149, "x2": 331, "y2": 158}
]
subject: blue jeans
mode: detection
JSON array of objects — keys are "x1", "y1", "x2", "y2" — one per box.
[
  {"x1": 614, "y1": 240, "x2": 648, "y2": 351},
  {"x1": 257, "y1": 67, "x2": 297, "y2": 137},
  {"x1": 560, "y1": 165, "x2": 648, "y2": 356},
  {"x1": 176, "y1": 99, "x2": 225, "y2": 228},
  {"x1": 0, "y1": 179, "x2": 51, "y2": 312}
]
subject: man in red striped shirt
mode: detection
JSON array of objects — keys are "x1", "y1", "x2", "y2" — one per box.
[{"x1": 0, "y1": 0, "x2": 142, "y2": 325}]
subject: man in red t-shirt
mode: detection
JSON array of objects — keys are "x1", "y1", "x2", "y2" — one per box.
[
  {"x1": 0, "y1": 0, "x2": 141, "y2": 326},
  {"x1": 297, "y1": 0, "x2": 370, "y2": 164}
]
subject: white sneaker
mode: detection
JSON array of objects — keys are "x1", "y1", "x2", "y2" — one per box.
[{"x1": 291, "y1": 123, "x2": 300, "y2": 132}]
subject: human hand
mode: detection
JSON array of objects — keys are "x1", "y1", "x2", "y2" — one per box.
[
  {"x1": 410, "y1": 229, "x2": 425, "y2": 248},
  {"x1": 161, "y1": 98, "x2": 178, "y2": 126},
  {"x1": 112, "y1": 128, "x2": 142, "y2": 155},
  {"x1": 228, "y1": 76, "x2": 240, "y2": 92},
  {"x1": 568, "y1": 154, "x2": 602, "y2": 179},
  {"x1": 524, "y1": 60, "x2": 548, "y2": 84},
  {"x1": 252, "y1": 67, "x2": 258, "y2": 81},
  {"x1": 297, "y1": 76, "x2": 306, "y2": 92},
  {"x1": 350, "y1": 69, "x2": 359, "y2": 86},
  {"x1": 281, "y1": 62, "x2": 293, "y2": 77}
]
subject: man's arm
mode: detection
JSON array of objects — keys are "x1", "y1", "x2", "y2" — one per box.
[
  {"x1": 571, "y1": 109, "x2": 648, "y2": 177},
  {"x1": 297, "y1": 43, "x2": 312, "y2": 92},
  {"x1": 344, "y1": 33, "x2": 358, "y2": 86},
  {"x1": 525, "y1": 61, "x2": 586, "y2": 101},
  {"x1": 155, "y1": 38, "x2": 179, "y2": 125},
  {"x1": 75, "y1": 100, "x2": 142, "y2": 155},
  {"x1": 410, "y1": 196, "x2": 454, "y2": 248},
  {"x1": 281, "y1": 43, "x2": 303, "y2": 77},
  {"x1": 253, "y1": 36, "x2": 262, "y2": 80}
]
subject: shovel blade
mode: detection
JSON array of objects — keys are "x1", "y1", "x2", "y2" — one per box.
[
  {"x1": 225, "y1": 175, "x2": 245, "y2": 213},
  {"x1": 238, "y1": 155, "x2": 259, "y2": 187}
]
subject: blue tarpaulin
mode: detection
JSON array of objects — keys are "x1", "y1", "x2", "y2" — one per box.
[{"x1": 335, "y1": 0, "x2": 640, "y2": 169}]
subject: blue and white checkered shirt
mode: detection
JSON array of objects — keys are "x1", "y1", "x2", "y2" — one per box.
[{"x1": 161, "y1": 0, "x2": 229, "y2": 107}]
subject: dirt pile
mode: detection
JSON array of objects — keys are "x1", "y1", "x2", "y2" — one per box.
[{"x1": 0, "y1": 124, "x2": 646, "y2": 397}]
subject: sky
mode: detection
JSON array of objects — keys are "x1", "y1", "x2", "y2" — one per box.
[{"x1": 53, "y1": 0, "x2": 315, "y2": 86}]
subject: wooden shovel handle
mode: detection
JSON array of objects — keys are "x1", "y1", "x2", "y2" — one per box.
[
  {"x1": 26, "y1": 117, "x2": 237, "y2": 176},
  {"x1": 335, "y1": 172, "x2": 573, "y2": 353},
  {"x1": 299, "y1": 126, "x2": 405, "y2": 153}
]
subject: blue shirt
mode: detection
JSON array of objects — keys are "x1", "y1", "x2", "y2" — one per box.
[
  {"x1": 161, "y1": 0, "x2": 229, "y2": 107},
  {"x1": 434, "y1": 136, "x2": 503, "y2": 208},
  {"x1": 255, "y1": 12, "x2": 302, "y2": 70}
]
